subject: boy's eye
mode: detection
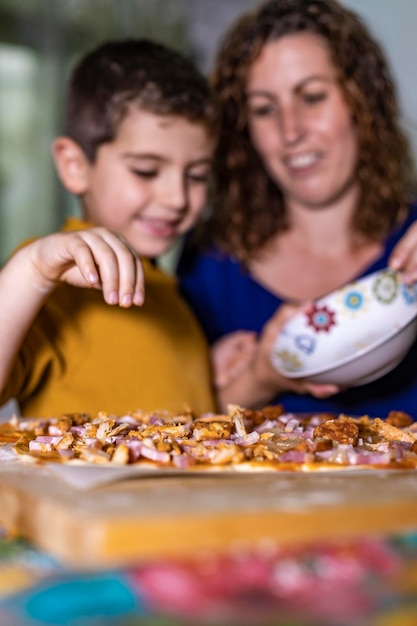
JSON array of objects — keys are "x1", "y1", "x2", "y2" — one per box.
[
  {"x1": 187, "y1": 172, "x2": 210, "y2": 183},
  {"x1": 186, "y1": 165, "x2": 211, "y2": 183},
  {"x1": 131, "y1": 169, "x2": 158, "y2": 179}
]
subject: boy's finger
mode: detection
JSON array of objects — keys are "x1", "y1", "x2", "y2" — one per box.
[
  {"x1": 109, "y1": 239, "x2": 144, "y2": 307},
  {"x1": 98, "y1": 231, "x2": 144, "y2": 307},
  {"x1": 71, "y1": 231, "x2": 123, "y2": 304},
  {"x1": 65, "y1": 237, "x2": 101, "y2": 286},
  {"x1": 133, "y1": 257, "x2": 145, "y2": 306}
]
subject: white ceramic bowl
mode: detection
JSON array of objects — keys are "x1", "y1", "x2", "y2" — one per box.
[{"x1": 271, "y1": 269, "x2": 417, "y2": 386}]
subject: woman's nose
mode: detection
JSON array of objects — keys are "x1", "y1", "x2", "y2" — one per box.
[{"x1": 279, "y1": 106, "x2": 305, "y2": 145}]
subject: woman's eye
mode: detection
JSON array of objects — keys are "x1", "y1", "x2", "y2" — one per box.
[
  {"x1": 302, "y1": 92, "x2": 327, "y2": 105},
  {"x1": 248, "y1": 104, "x2": 275, "y2": 118}
]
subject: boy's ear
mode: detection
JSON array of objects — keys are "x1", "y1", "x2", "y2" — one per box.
[{"x1": 52, "y1": 137, "x2": 90, "y2": 195}]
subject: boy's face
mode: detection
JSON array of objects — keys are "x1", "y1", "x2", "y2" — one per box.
[{"x1": 81, "y1": 109, "x2": 213, "y2": 257}]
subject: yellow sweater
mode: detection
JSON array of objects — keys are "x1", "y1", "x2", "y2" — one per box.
[{"x1": 1, "y1": 219, "x2": 216, "y2": 417}]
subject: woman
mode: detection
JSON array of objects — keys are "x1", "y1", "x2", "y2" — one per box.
[{"x1": 178, "y1": 0, "x2": 417, "y2": 416}]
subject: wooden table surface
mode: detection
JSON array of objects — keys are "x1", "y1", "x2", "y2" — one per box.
[{"x1": 1, "y1": 458, "x2": 417, "y2": 569}]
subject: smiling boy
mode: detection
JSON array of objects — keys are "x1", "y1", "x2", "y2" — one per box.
[{"x1": 0, "y1": 39, "x2": 217, "y2": 417}]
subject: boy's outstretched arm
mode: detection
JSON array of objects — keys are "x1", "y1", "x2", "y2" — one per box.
[{"x1": 0, "y1": 227, "x2": 144, "y2": 391}]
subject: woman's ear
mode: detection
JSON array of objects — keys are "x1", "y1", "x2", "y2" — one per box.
[{"x1": 51, "y1": 137, "x2": 90, "y2": 195}]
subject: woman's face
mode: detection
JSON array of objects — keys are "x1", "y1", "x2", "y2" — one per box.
[{"x1": 246, "y1": 33, "x2": 359, "y2": 211}]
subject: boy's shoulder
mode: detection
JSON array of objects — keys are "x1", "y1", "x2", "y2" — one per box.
[{"x1": 61, "y1": 217, "x2": 92, "y2": 232}]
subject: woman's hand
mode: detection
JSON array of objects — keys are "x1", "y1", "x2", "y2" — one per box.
[
  {"x1": 212, "y1": 330, "x2": 258, "y2": 389},
  {"x1": 389, "y1": 221, "x2": 417, "y2": 283},
  {"x1": 216, "y1": 303, "x2": 341, "y2": 411},
  {"x1": 28, "y1": 227, "x2": 144, "y2": 307},
  {"x1": 250, "y1": 302, "x2": 341, "y2": 399}
]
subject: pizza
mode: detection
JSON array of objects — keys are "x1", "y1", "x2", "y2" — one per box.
[{"x1": 1, "y1": 404, "x2": 417, "y2": 472}]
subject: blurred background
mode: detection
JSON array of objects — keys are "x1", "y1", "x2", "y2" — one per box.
[{"x1": 1, "y1": 0, "x2": 417, "y2": 265}]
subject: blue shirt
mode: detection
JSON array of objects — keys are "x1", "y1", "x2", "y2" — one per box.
[{"x1": 178, "y1": 204, "x2": 417, "y2": 417}]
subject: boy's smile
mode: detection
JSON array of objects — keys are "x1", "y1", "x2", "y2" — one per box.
[{"x1": 81, "y1": 109, "x2": 213, "y2": 258}]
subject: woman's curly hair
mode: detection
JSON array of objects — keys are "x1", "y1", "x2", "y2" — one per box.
[{"x1": 208, "y1": 0, "x2": 412, "y2": 264}]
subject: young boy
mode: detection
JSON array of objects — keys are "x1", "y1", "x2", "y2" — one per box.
[{"x1": 0, "y1": 39, "x2": 217, "y2": 417}]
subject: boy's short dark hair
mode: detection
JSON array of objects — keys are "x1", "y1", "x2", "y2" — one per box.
[{"x1": 64, "y1": 39, "x2": 214, "y2": 162}]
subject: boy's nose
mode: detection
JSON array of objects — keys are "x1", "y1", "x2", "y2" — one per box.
[{"x1": 160, "y1": 175, "x2": 187, "y2": 211}]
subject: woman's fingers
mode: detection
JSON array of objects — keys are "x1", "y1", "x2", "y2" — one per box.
[
  {"x1": 389, "y1": 222, "x2": 417, "y2": 283},
  {"x1": 212, "y1": 331, "x2": 257, "y2": 388},
  {"x1": 304, "y1": 382, "x2": 341, "y2": 398}
]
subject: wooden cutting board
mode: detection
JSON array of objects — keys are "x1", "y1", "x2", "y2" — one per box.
[{"x1": 1, "y1": 460, "x2": 417, "y2": 569}]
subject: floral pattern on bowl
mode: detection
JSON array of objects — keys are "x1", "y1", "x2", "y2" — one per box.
[{"x1": 271, "y1": 269, "x2": 417, "y2": 386}]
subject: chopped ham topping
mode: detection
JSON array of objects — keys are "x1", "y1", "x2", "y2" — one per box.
[{"x1": 4, "y1": 404, "x2": 417, "y2": 471}]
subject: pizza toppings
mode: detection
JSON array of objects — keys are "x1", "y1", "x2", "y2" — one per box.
[
  {"x1": 313, "y1": 417, "x2": 359, "y2": 446},
  {"x1": 1, "y1": 405, "x2": 417, "y2": 472},
  {"x1": 385, "y1": 411, "x2": 413, "y2": 428}
]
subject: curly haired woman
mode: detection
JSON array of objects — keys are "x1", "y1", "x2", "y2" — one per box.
[{"x1": 178, "y1": 0, "x2": 417, "y2": 417}]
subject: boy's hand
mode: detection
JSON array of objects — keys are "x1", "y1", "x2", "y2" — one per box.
[
  {"x1": 389, "y1": 221, "x2": 417, "y2": 284},
  {"x1": 28, "y1": 228, "x2": 144, "y2": 307}
]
